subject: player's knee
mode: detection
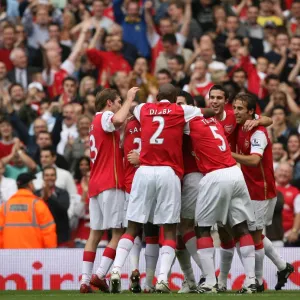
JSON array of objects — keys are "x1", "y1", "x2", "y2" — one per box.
[
  {"x1": 144, "y1": 222, "x2": 160, "y2": 237},
  {"x1": 232, "y1": 221, "x2": 249, "y2": 239},
  {"x1": 195, "y1": 226, "x2": 211, "y2": 238}
]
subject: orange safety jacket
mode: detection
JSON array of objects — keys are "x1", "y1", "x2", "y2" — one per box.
[{"x1": 0, "y1": 189, "x2": 57, "y2": 249}]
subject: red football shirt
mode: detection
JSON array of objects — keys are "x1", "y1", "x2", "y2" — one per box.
[
  {"x1": 182, "y1": 134, "x2": 199, "y2": 175},
  {"x1": 133, "y1": 101, "x2": 202, "y2": 178},
  {"x1": 89, "y1": 111, "x2": 125, "y2": 197},
  {"x1": 218, "y1": 110, "x2": 237, "y2": 152},
  {"x1": 185, "y1": 117, "x2": 236, "y2": 174},
  {"x1": 236, "y1": 126, "x2": 276, "y2": 200},
  {"x1": 123, "y1": 117, "x2": 141, "y2": 194},
  {"x1": 86, "y1": 49, "x2": 132, "y2": 85}
]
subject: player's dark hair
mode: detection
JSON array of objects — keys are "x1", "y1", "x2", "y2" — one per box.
[
  {"x1": 233, "y1": 92, "x2": 256, "y2": 118},
  {"x1": 95, "y1": 88, "x2": 120, "y2": 112},
  {"x1": 209, "y1": 85, "x2": 229, "y2": 100},
  {"x1": 162, "y1": 33, "x2": 177, "y2": 45},
  {"x1": 194, "y1": 95, "x2": 206, "y2": 108},
  {"x1": 178, "y1": 90, "x2": 194, "y2": 106}
]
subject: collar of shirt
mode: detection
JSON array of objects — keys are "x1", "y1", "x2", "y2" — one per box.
[{"x1": 160, "y1": 100, "x2": 170, "y2": 103}]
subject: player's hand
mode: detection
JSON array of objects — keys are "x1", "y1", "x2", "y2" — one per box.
[
  {"x1": 126, "y1": 87, "x2": 140, "y2": 102},
  {"x1": 127, "y1": 150, "x2": 140, "y2": 166},
  {"x1": 243, "y1": 119, "x2": 259, "y2": 131},
  {"x1": 287, "y1": 231, "x2": 298, "y2": 243}
]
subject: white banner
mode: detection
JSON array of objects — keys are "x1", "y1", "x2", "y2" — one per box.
[{"x1": 0, "y1": 248, "x2": 299, "y2": 290}]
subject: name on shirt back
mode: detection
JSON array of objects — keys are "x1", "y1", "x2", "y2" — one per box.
[
  {"x1": 149, "y1": 108, "x2": 172, "y2": 115},
  {"x1": 201, "y1": 117, "x2": 218, "y2": 125}
]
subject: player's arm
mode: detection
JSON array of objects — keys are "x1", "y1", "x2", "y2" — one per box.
[
  {"x1": 243, "y1": 115, "x2": 273, "y2": 131},
  {"x1": 232, "y1": 130, "x2": 268, "y2": 167},
  {"x1": 112, "y1": 87, "x2": 140, "y2": 128}
]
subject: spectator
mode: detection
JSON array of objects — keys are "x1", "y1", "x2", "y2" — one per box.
[
  {"x1": 192, "y1": 0, "x2": 216, "y2": 33},
  {"x1": 272, "y1": 142, "x2": 287, "y2": 171},
  {"x1": 36, "y1": 166, "x2": 70, "y2": 247},
  {"x1": 269, "y1": 106, "x2": 298, "y2": 145},
  {"x1": 0, "y1": 118, "x2": 15, "y2": 160},
  {"x1": 34, "y1": 147, "x2": 84, "y2": 230},
  {"x1": 183, "y1": 60, "x2": 214, "y2": 98},
  {"x1": 83, "y1": 92, "x2": 96, "y2": 120},
  {"x1": 79, "y1": 76, "x2": 96, "y2": 99},
  {"x1": 0, "y1": 61, "x2": 11, "y2": 92},
  {"x1": 34, "y1": 131, "x2": 69, "y2": 171},
  {"x1": 86, "y1": 24, "x2": 132, "y2": 86},
  {"x1": 0, "y1": 160, "x2": 17, "y2": 204},
  {"x1": 275, "y1": 162, "x2": 300, "y2": 246},
  {"x1": 48, "y1": 22, "x2": 71, "y2": 61},
  {"x1": 245, "y1": 5, "x2": 264, "y2": 40},
  {"x1": 154, "y1": 33, "x2": 193, "y2": 74},
  {"x1": 167, "y1": 55, "x2": 189, "y2": 89},
  {"x1": 287, "y1": 134, "x2": 300, "y2": 181},
  {"x1": 287, "y1": 0, "x2": 300, "y2": 36},
  {"x1": 257, "y1": 0, "x2": 283, "y2": 27},
  {"x1": 167, "y1": 0, "x2": 201, "y2": 49},
  {"x1": 128, "y1": 57, "x2": 157, "y2": 102},
  {"x1": 2, "y1": 140, "x2": 38, "y2": 180},
  {"x1": 0, "y1": 23, "x2": 16, "y2": 71},
  {"x1": 232, "y1": 68, "x2": 247, "y2": 91},
  {"x1": 113, "y1": 0, "x2": 150, "y2": 58},
  {"x1": 7, "y1": 48, "x2": 39, "y2": 90},
  {"x1": 53, "y1": 103, "x2": 79, "y2": 156},
  {"x1": 265, "y1": 32, "x2": 290, "y2": 65},
  {"x1": 0, "y1": 172, "x2": 57, "y2": 249},
  {"x1": 54, "y1": 76, "x2": 80, "y2": 105},
  {"x1": 64, "y1": 115, "x2": 91, "y2": 172}
]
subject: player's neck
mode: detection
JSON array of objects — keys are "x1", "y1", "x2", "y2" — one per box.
[{"x1": 216, "y1": 111, "x2": 225, "y2": 121}]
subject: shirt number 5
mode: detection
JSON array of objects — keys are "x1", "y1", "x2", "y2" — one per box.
[{"x1": 210, "y1": 126, "x2": 226, "y2": 151}]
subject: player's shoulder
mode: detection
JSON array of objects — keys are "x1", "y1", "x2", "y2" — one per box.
[{"x1": 251, "y1": 125, "x2": 267, "y2": 136}]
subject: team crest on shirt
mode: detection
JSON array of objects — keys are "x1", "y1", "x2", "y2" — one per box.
[
  {"x1": 244, "y1": 140, "x2": 250, "y2": 148},
  {"x1": 224, "y1": 124, "x2": 234, "y2": 134}
]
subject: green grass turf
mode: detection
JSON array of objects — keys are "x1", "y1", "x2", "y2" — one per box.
[{"x1": 1, "y1": 291, "x2": 300, "y2": 300}]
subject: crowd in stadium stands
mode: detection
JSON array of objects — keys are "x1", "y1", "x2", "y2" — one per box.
[{"x1": 0, "y1": 0, "x2": 299, "y2": 248}]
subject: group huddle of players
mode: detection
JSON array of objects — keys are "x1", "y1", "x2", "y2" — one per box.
[{"x1": 79, "y1": 84, "x2": 294, "y2": 294}]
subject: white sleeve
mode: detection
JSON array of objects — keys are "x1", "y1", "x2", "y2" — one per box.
[
  {"x1": 294, "y1": 194, "x2": 300, "y2": 214},
  {"x1": 183, "y1": 122, "x2": 191, "y2": 135},
  {"x1": 61, "y1": 59, "x2": 75, "y2": 75},
  {"x1": 101, "y1": 111, "x2": 116, "y2": 132},
  {"x1": 250, "y1": 130, "x2": 268, "y2": 156},
  {"x1": 147, "y1": 30, "x2": 160, "y2": 48},
  {"x1": 182, "y1": 105, "x2": 203, "y2": 122},
  {"x1": 175, "y1": 32, "x2": 187, "y2": 47},
  {"x1": 133, "y1": 103, "x2": 145, "y2": 122}
]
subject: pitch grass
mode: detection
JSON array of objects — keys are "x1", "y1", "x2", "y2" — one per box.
[{"x1": 1, "y1": 291, "x2": 300, "y2": 300}]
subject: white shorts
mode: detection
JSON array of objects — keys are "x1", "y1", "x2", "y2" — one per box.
[
  {"x1": 123, "y1": 192, "x2": 130, "y2": 228},
  {"x1": 89, "y1": 189, "x2": 125, "y2": 230},
  {"x1": 127, "y1": 166, "x2": 181, "y2": 225},
  {"x1": 181, "y1": 172, "x2": 203, "y2": 219},
  {"x1": 196, "y1": 166, "x2": 255, "y2": 228},
  {"x1": 248, "y1": 197, "x2": 277, "y2": 231}
]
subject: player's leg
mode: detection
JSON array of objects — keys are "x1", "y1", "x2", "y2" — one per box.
[
  {"x1": 262, "y1": 198, "x2": 294, "y2": 290},
  {"x1": 217, "y1": 225, "x2": 235, "y2": 292},
  {"x1": 156, "y1": 223, "x2": 178, "y2": 293},
  {"x1": 80, "y1": 229, "x2": 103, "y2": 293},
  {"x1": 195, "y1": 226, "x2": 217, "y2": 292},
  {"x1": 176, "y1": 234, "x2": 197, "y2": 293},
  {"x1": 110, "y1": 221, "x2": 142, "y2": 293},
  {"x1": 129, "y1": 231, "x2": 143, "y2": 293},
  {"x1": 154, "y1": 166, "x2": 181, "y2": 293},
  {"x1": 144, "y1": 222, "x2": 160, "y2": 293},
  {"x1": 232, "y1": 222, "x2": 256, "y2": 294},
  {"x1": 80, "y1": 195, "x2": 103, "y2": 293},
  {"x1": 179, "y1": 172, "x2": 204, "y2": 273},
  {"x1": 91, "y1": 189, "x2": 125, "y2": 292},
  {"x1": 227, "y1": 166, "x2": 256, "y2": 294}
]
